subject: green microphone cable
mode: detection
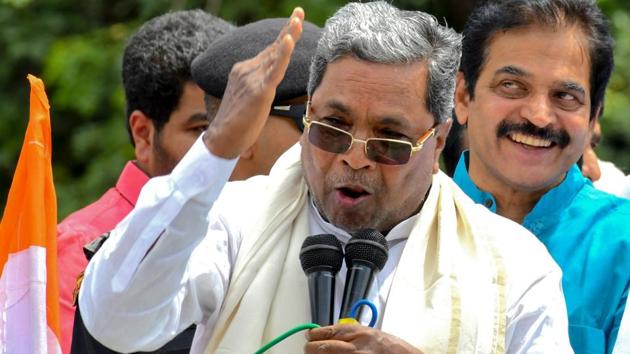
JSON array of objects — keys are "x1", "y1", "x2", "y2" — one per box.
[{"x1": 253, "y1": 323, "x2": 320, "y2": 354}]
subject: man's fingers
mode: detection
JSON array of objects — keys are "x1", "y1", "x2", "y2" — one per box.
[
  {"x1": 304, "y1": 340, "x2": 355, "y2": 354},
  {"x1": 292, "y1": 7, "x2": 305, "y2": 22},
  {"x1": 287, "y1": 8, "x2": 304, "y2": 43},
  {"x1": 275, "y1": 7, "x2": 305, "y2": 44},
  {"x1": 247, "y1": 8, "x2": 303, "y2": 88},
  {"x1": 264, "y1": 31, "x2": 297, "y2": 87},
  {"x1": 306, "y1": 324, "x2": 360, "y2": 342},
  {"x1": 306, "y1": 327, "x2": 335, "y2": 342}
]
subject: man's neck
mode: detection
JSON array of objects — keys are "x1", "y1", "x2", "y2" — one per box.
[
  {"x1": 468, "y1": 162, "x2": 550, "y2": 225},
  {"x1": 492, "y1": 190, "x2": 544, "y2": 224},
  {"x1": 133, "y1": 160, "x2": 153, "y2": 178}
]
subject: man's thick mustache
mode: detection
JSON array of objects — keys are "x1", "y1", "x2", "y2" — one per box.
[
  {"x1": 496, "y1": 121, "x2": 570, "y2": 148},
  {"x1": 328, "y1": 170, "x2": 380, "y2": 193}
]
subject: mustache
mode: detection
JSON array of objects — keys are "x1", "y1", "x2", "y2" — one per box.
[
  {"x1": 328, "y1": 170, "x2": 381, "y2": 193},
  {"x1": 496, "y1": 121, "x2": 570, "y2": 148}
]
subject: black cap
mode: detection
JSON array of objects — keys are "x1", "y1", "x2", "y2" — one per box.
[{"x1": 191, "y1": 18, "x2": 321, "y2": 104}]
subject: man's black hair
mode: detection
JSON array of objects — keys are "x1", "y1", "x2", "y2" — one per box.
[
  {"x1": 122, "y1": 10, "x2": 233, "y2": 145},
  {"x1": 442, "y1": 113, "x2": 467, "y2": 177},
  {"x1": 460, "y1": 0, "x2": 614, "y2": 119}
]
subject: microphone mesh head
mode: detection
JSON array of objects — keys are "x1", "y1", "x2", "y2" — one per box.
[
  {"x1": 300, "y1": 234, "x2": 344, "y2": 274},
  {"x1": 345, "y1": 229, "x2": 388, "y2": 271}
]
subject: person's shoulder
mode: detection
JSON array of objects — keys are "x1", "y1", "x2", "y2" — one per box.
[
  {"x1": 219, "y1": 175, "x2": 270, "y2": 201},
  {"x1": 465, "y1": 203, "x2": 564, "y2": 306},
  {"x1": 594, "y1": 159, "x2": 629, "y2": 197},
  {"x1": 447, "y1": 177, "x2": 556, "y2": 268},
  {"x1": 449, "y1": 178, "x2": 559, "y2": 277},
  {"x1": 581, "y1": 180, "x2": 629, "y2": 203},
  {"x1": 471, "y1": 201, "x2": 551, "y2": 260},
  {"x1": 576, "y1": 183, "x2": 630, "y2": 233},
  {"x1": 57, "y1": 186, "x2": 130, "y2": 242},
  {"x1": 212, "y1": 175, "x2": 272, "y2": 218}
]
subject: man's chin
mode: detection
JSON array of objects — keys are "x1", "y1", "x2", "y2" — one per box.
[
  {"x1": 496, "y1": 166, "x2": 567, "y2": 193},
  {"x1": 328, "y1": 212, "x2": 382, "y2": 234},
  {"x1": 314, "y1": 197, "x2": 383, "y2": 232}
]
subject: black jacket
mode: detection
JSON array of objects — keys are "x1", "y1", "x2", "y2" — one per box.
[{"x1": 70, "y1": 232, "x2": 195, "y2": 354}]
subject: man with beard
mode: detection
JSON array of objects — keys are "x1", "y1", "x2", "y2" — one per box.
[
  {"x1": 56, "y1": 10, "x2": 233, "y2": 354},
  {"x1": 452, "y1": 0, "x2": 630, "y2": 353},
  {"x1": 78, "y1": 3, "x2": 572, "y2": 353}
]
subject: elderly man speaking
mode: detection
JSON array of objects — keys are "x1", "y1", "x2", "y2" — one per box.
[{"x1": 79, "y1": 2, "x2": 572, "y2": 353}]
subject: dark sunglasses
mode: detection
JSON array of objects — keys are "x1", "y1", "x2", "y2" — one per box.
[{"x1": 303, "y1": 115, "x2": 436, "y2": 165}]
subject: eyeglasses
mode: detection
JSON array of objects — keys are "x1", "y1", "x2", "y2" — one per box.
[{"x1": 303, "y1": 115, "x2": 436, "y2": 165}]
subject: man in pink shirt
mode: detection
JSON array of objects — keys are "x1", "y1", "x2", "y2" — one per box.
[{"x1": 56, "y1": 10, "x2": 233, "y2": 353}]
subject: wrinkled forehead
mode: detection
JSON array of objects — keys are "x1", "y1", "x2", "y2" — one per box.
[{"x1": 309, "y1": 57, "x2": 432, "y2": 124}]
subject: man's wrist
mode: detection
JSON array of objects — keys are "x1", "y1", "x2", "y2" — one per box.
[{"x1": 203, "y1": 125, "x2": 242, "y2": 159}]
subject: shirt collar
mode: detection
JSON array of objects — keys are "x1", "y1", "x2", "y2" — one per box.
[
  {"x1": 525, "y1": 164, "x2": 585, "y2": 222},
  {"x1": 453, "y1": 151, "x2": 498, "y2": 211},
  {"x1": 307, "y1": 195, "x2": 419, "y2": 246},
  {"x1": 115, "y1": 161, "x2": 150, "y2": 206}
]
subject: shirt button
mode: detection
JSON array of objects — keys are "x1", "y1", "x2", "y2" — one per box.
[{"x1": 484, "y1": 199, "x2": 493, "y2": 208}]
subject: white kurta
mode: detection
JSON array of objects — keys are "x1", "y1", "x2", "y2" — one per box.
[
  {"x1": 613, "y1": 296, "x2": 630, "y2": 354},
  {"x1": 79, "y1": 136, "x2": 573, "y2": 353}
]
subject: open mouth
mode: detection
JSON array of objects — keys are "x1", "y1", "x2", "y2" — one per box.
[
  {"x1": 508, "y1": 132, "x2": 555, "y2": 148},
  {"x1": 338, "y1": 186, "x2": 370, "y2": 199},
  {"x1": 335, "y1": 185, "x2": 372, "y2": 207}
]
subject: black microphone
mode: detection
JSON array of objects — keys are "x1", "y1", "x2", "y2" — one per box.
[
  {"x1": 299, "y1": 234, "x2": 344, "y2": 326},
  {"x1": 339, "y1": 229, "x2": 388, "y2": 320}
]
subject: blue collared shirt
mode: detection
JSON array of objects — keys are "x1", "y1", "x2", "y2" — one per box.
[{"x1": 454, "y1": 151, "x2": 630, "y2": 354}]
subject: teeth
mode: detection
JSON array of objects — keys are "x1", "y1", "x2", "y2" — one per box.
[{"x1": 509, "y1": 133, "x2": 552, "y2": 147}]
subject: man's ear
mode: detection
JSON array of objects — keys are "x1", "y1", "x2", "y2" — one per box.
[
  {"x1": 129, "y1": 110, "x2": 155, "y2": 167},
  {"x1": 454, "y1": 72, "x2": 471, "y2": 126},
  {"x1": 432, "y1": 118, "x2": 453, "y2": 174}
]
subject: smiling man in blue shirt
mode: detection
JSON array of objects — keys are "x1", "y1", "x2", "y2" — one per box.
[{"x1": 452, "y1": 1, "x2": 630, "y2": 353}]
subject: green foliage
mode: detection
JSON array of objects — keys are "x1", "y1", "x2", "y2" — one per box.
[
  {"x1": 1, "y1": 0, "x2": 31, "y2": 8},
  {"x1": 599, "y1": 8, "x2": 630, "y2": 172},
  {"x1": 1, "y1": 0, "x2": 629, "y2": 221}
]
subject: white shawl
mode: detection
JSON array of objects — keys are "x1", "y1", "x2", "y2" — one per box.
[{"x1": 205, "y1": 145, "x2": 507, "y2": 353}]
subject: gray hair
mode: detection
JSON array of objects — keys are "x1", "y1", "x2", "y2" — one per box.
[{"x1": 307, "y1": 1, "x2": 462, "y2": 124}]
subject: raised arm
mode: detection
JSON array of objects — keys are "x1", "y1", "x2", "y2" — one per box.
[{"x1": 78, "y1": 10, "x2": 305, "y2": 352}]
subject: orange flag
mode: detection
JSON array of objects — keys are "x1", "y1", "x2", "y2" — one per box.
[{"x1": 0, "y1": 74, "x2": 61, "y2": 353}]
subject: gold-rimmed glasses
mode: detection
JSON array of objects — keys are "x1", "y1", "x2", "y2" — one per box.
[{"x1": 302, "y1": 115, "x2": 436, "y2": 165}]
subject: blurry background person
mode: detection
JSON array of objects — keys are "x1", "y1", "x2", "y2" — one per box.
[
  {"x1": 56, "y1": 10, "x2": 233, "y2": 354},
  {"x1": 580, "y1": 118, "x2": 629, "y2": 198},
  {"x1": 191, "y1": 17, "x2": 321, "y2": 181}
]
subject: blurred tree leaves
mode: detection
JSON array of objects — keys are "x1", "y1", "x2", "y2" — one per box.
[
  {"x1": 598, "y1": 5, "x2": 630, "y2": 170},
  {"x1": 1, "y1": 0, "x2": 629, "y2": 220}
]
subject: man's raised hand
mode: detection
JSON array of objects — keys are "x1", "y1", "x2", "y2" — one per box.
[{"x1": 203, "y1": 8, "x2": 305, "y2": 159}]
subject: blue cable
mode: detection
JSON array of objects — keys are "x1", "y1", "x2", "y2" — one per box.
[{"x1": 350, "y1": 299, "x2": 378, "y2": 328}]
